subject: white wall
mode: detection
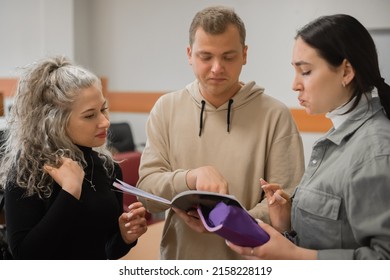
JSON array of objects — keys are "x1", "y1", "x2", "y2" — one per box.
[
  {"x1": 83, "y1": 0, "x2": 390, "y2": 163},
  {"x1": 0, "y1": 0, "x2": 74, "y2": 76},
  {"x1": 1, "y1": 0, "x2": 390, "y2": 163}
]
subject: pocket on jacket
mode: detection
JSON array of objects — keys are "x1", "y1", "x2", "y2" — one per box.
[
  {"x1": 294, "y1": 188, "x2": 343, "y2": 249},
  {"x1": 296, "y1": 188, "x2": 341, "y2": 220}
]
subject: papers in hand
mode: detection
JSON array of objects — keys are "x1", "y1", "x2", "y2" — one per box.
[
  {"x1": 113, "y1": 179, "x2": 171, "y2": 205},
  {"x1": 113, "y1": 179, "x2": 270, "y2": 247},
  {"x1": 113, "y1": 179, "x2": 243, "y2": 211}
]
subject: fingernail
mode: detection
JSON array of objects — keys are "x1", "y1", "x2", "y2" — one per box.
[
  {"x1": 274, "y1": 193, "x2": 283, "y2": 202},
  {"x1": 125, "y1": 222, "x2": 131, "y2": 227}
]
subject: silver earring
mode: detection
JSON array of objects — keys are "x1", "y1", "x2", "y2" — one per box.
[{"x1": 342, "y1": 81, "x2": 346, "y2": 87}]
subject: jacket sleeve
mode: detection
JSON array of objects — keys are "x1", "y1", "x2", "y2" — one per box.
[{"x1": 318, "y1": 155, "x2": 390, "y2": 260}]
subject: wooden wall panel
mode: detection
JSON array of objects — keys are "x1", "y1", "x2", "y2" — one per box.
[
  {"x1": 106, "y1": 92, "x2": 332, "y2": 133},
  {"x1": 0, "y1": 78, "x2": 18, "y2": 97},
  {"x1": 290, "y1": 108, "x2": 332, "y2": 132},
  {"x1": 0, "y1": 78, "x2": 332, "y2": 132},
  {"x1": 107, "y1": 91, "x2": 164, "y2": 113},
  {"x1": 0, "y1": 92, "x2": 3, "y2": 116}
]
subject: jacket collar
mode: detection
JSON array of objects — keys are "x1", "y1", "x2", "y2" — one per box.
[{"x1": 322, "y1": 96, "x2": 383, "y2": 146}]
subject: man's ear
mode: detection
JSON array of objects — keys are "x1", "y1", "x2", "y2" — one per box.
[
  {"x1": 187, "y1": 46, "x2": 192, "y2": 65},
  {"x1": 242, "y1": 45, "x2": 248, "y2": 65},
  {"x1": 342, "y1": 59, "x2": 355, "y2": 86}
]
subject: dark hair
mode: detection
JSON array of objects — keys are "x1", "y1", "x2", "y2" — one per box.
[
  {"x1": 296, "y1": 14, "x2": 390, "y2": 118},
  {"x1": 189, "y1": 6, "x2": 246, "y2": 47}
]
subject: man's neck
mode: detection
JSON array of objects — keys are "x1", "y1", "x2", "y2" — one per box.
[{"x1": 200, "y1": 83, "x2": 242, "y2": 108}]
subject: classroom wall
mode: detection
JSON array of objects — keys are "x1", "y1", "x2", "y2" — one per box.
[
  {"x1": 0, "y1": 0, "x2": 74, "y2": 76},
  {"x1": 1, "y1": 0, "x2": 390, "y2": 164}
]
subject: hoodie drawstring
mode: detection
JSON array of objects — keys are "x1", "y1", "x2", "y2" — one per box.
[
  {"x1": 199, "y1": 100, "x2": 206, "y2": 136},
  {"x1": 198, "y1": 99, "x2": 234, "y2": 136},
  {"x1": 227, "y1": 99, "x2": 234, "y2": 133}
]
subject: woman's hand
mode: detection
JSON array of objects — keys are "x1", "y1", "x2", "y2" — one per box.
[
  {"x1": 226, "y1": 221, "x2": 317, "y2": 260},
  {"x1": 119, "y1": 202, "x2": 148, "y2": 244},
  {"x1": 44, "y1": 157, "x2": 84, "y2": 199},
  {"x1": 260, "y1": 178, "x2": 291, "y2": 232}
]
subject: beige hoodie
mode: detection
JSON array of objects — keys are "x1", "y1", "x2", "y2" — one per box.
[{"x1": 137, "y1": 80, "x2": 304, "y2": 259}]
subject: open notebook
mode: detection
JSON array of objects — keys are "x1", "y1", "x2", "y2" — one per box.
[{"x1": 113, "y1": 179, "x2": 269, "y2": 247}]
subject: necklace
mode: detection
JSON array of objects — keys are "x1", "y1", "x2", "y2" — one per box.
[{"x1": 84, "y1": 154, "x2": 96, "y2": 191}]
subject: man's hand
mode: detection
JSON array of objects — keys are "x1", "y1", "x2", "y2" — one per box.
[
  {"x1": 172, "y1": 207, "x2": 208, "y2": 233},
  {"x1": 186, "y1": 166, "x2": 228, "y2": 194}
]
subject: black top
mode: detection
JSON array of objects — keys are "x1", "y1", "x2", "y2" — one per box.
[{"x1": 4, "y1": 146, "x2": 135, "y2": 259}]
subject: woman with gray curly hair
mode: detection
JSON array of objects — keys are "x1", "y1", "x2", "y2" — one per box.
[{"x1": 0, "y1": 56, "x2": 147, "y2": 259}]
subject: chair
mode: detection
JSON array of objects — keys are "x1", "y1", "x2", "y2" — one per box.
[
  {"x1": 107, "y1": 122, "x2": 136, "y2": 153},
  {"x1": 114, "y1": 151, "x2": 154, "y2": 223},
  {"x1": 108, "y1": 122, "x2": 164, "y2": 224},
  {"x1": 113, "y1": 151, "x2": 142, "y2": 208},
  {"x1": 108, "y1": 122, "x2": 153, "y2": 222}
]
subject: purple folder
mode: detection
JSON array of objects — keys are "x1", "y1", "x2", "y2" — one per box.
[{"x1": 197, "y1": 201, "x2": 270, "y2": 247}]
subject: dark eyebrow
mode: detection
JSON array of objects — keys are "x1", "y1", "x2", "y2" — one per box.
[{"x1": 291, "y1": 61, "x2": 312, "y2": 67}]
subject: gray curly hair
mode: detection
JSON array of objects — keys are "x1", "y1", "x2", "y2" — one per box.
[{"x1": 0, "y1": 56, "x2": 114, "y2": 198}]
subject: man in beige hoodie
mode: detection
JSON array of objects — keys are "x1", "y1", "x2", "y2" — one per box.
[{"x1": 137, "y1": 5, "x2": 304, "y2": 259}]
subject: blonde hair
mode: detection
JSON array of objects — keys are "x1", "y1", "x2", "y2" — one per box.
[{"x1": 0, "y1": 56, "x2": 115, "y2": 198}]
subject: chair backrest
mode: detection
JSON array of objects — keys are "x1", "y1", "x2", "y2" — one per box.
[
  {"x1": 113, "y1": 151, "x2": 151, "y2": 222},
  {"x1": 114, "y1": 151, "x2": 141, "y2": 187},
  {"x1": 107, "y1": 122, "x2": 135, "y2": 152}
]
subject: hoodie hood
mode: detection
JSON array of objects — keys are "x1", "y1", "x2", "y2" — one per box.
[{"x1": 185, "y1": 80, "x2": 264, "y2": 136}]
